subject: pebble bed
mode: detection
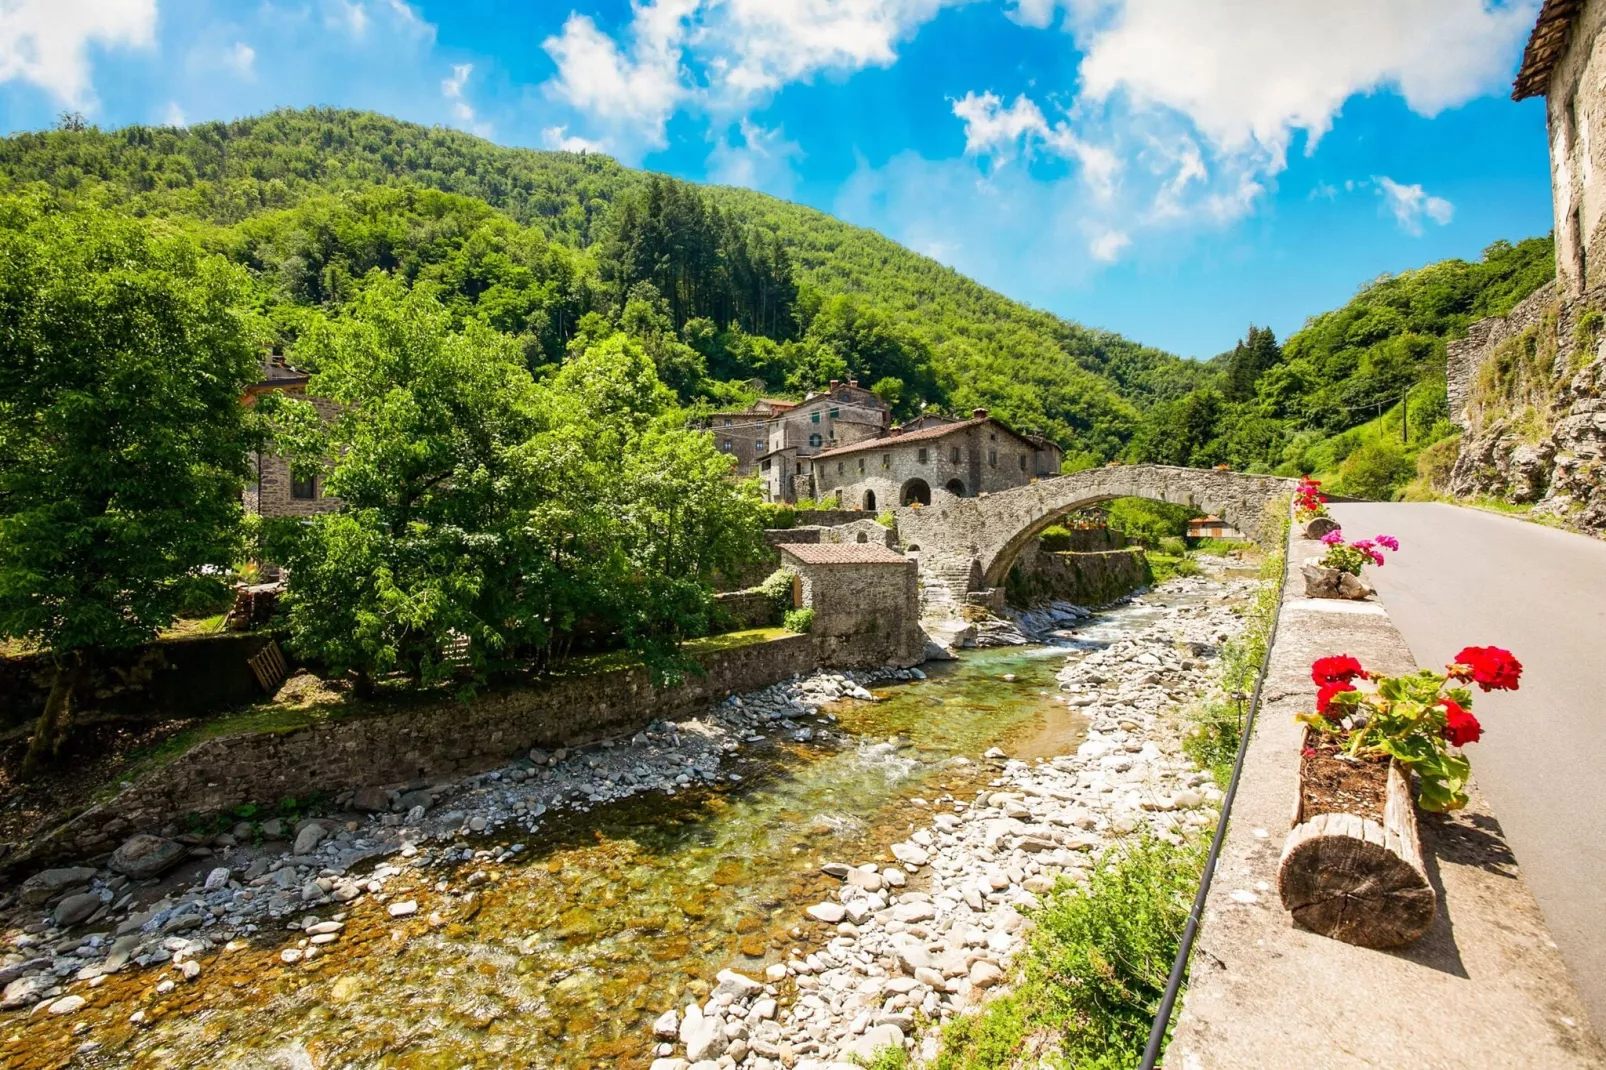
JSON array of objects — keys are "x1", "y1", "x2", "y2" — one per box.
[{"x1": 643, "y1": 568, "x2": 1257, "y2": 1070}]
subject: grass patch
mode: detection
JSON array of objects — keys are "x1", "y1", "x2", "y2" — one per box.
[
  {"x1": 1189, "y1": 538, "x2": 1255, "y2": 556},
  {"x1": 854, "y1": 1044, "x2": 911, "y2": 1069},
  {"x1": 1182, "y1": 505, "x2": 1287, "y2": 787},
  {"x1": 934, "y1": 835, "x2": 1208, "y2": 1070},
  {"x1": 1145, "y1": 552, "x2": 1200, "y2": 585}
]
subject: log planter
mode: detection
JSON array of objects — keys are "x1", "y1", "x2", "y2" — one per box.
[{"x1": 1277, "y1": 728, "x2": 1436, "y2": 948}]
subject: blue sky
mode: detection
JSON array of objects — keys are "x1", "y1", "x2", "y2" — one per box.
[{"x1": 0, "y1": 0, "x2": 1554, "y2": 359}]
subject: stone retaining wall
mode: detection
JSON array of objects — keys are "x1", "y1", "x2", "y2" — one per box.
[
  {"x1": 1005, "y1": 545, "x2": 1150, "y2": 608},
  {"x1": 712, "y1": 589, "x2": 781, "y2": 631},
  {"x1": 13, "y1": 634, "x2": 816, "y2": 873},
  {"x1": 1446, "y1": 285, "x2": 1555, "y2": 430},
  {"x1": 1, "y1": 634, "x2": 277, "y2": 732}
]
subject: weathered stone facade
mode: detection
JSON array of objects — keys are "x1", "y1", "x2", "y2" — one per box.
[
  {"x1": 1443, "y1": 4, "x2": 1606, "y2": 535},
  {"x1": 895, "y1": 464, "x2": 1293, "y2": 605},
  {"x1": 9, "y1": 634, "x2": 818, "y2": 873},
  {"x1": 242, "y1": 381, "x2": 342, "y2": 519},
  {"x1": 806, "y1": 414, "x2": 1061, "y2": 511},
  {"x1": 778, "y1": 543, "x2": 926, "y2": 669},
  {"x1": 705, "y1": 382, "x2": 891, "y2": 502},
  {"x1": 1004, "y1": 543, "x2": 1150, "y2": 608}
]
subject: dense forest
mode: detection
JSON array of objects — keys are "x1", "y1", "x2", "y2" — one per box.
[{"x1": 0, "y1": 106, "x2": 1557, "y2": 487}]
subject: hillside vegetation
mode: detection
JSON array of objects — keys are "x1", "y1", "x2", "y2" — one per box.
[
  {"x1": 0, "y1": 107, "x2": 1556, "y2": 491},
  {"x1": 0, "y1": 107, "x2": 1218, "y2": 461}
]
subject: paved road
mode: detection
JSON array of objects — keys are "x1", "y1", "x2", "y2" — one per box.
[{"x1": 1332, "y1": 502, "x2": 1606, "y2": 1034}]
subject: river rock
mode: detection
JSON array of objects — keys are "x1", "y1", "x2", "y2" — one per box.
[
  {"x1": 293, "y1": 823, "x2": 327, "y2": 855},
  {"x1": 649, "y1": 1061, "x2": 690, "y2": 1070},
  {"x1": 845, "y1": 1023, "x2": 905, "y2": 1062},
  {"x1": 807, "y1": 902, "x2": 846, "y2": 924},
  {"x1": 20, "y1": 866, "x2": 96, "y2": 906},
  {"x1": 203, "y1": 866, "x2": 231, "y2": 890},
  {"x1": 680, "y1": 1004, "x2": 726, "y2": 1062},
  {"x1": 48, "y1": 994, "x2": 86, "y2": 1015},
  {"x1": 1, "y1": 975, "x2": 49, "y2": 1010},
  {"x1": 653, "y1": 1008, "x2": 680, "y2": 1038},
  {"x1": 845, "y1": 868, "x2": 883, "y2": 892},
  {"x1": 969, "y1": 960, "x2": 1005, "y2": 988},
  {"x1": 890, "y1": 842, "x2": 929, "y2": 867},
  {"x1": 387, "y1": 900, "x2": 418, "y2": 918},
  {"x1": 110, "y1": 834, "x2": 186, "y2": 879},
  {"x1": 353, "y1": 786, "x2": 391, "y2": 812},
  {"x1": 713, "y1": 969, "x2": 763, "y2": 1000},
  {"x1": 53, "y1": 892, "x2": 102, "y2": 927}
]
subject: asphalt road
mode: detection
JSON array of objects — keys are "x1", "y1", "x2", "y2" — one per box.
[{"x1": 1332, "y1": 501, "x2": 1606, "y2": 1034}]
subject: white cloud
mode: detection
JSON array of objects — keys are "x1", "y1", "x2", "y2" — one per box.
[
  {"x1": 542, "y1": 0, "x2": 696, "y2": 153},
  {"x1": 226, "y1": 43, "x2": 257, "y2": 78},
  {"x1": 0, "y1": 0, "x2": 156, "y2": 109},
  {"x1": 1088, "y1": 227, "x2": 1129, "y2": 261},
  {"x1": 952, "y1": 90, "x2": 1121, "y2": 200},
  {"x1": 1005, "y1": 0, "x2": 1063, "y2": 28},
  {"x1": 707, "y1": 118, "x2": 803, "y2": 196},
  {"x1": 1376, "y1": 176, "x2": 1455, "y2": 234},
  {"x1": 442, "y1": 62, "x2": 493, "y2": 137},
  {"x1": 162, "y1": 100, "x2": 187, "y2": 127},
  {"x1": 542, "y1": 125, "x2": 608, "y2": 153},
  {"x1": 700, "y1": 0, "x2": 962, "y2": 98},
  {"x1": 1071, "y1": 0, "x2": 1536, "y2": 164},
  {"x1": 327, "y1": 0, "x2": 370, "y2": 37}
]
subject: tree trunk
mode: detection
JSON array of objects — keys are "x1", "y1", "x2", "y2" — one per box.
[
  {"x1": 1278, "y1": 758, "x2": 1435, "y2": 948},
  {"x1": 22, "y1": 652, "x2": 81, "y2": 778},
  {"x1": 353, "y1": 668, "x2": 377, "y2": 700}
]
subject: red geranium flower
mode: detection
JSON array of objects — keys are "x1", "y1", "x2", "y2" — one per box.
[
  {"x1": 1452, "y1": 646, "x2": 1523, "y2": 692},
  {"x1": 1311, "y1": 655, "x2": 1367, "y2": 687},
  {"x1": 1441, "y1": 698, "x2": 1482, "y2": 746},
  {"x1": 1316, "y1": 680, "x2": 1356, "y2": 719}
]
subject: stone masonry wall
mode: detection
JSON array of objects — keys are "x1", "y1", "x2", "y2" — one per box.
[
  {"x1": 809, "y1": 422, "x2": 1048, "y2": 511},
  {"x1": 794, "y1": 560, "x2": 925, "y2": 670},
  {"x1": 16, "y1": 634, "x2": 817, "y2": 871},
  {"x1": 1446, "y1": 286, "x2": 1556, "y2": 431},
  {"x1": 244, "y1": 394, "x2": 344, "y2": 519},
  {"x1": 1005, "y1": 544, "x2": 1150, "y2": 608}
]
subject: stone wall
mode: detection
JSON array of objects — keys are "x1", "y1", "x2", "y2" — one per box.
[
  {"x1": 0, "y1": 634, "x2": 278, "y2": 731},
  {"x1": 808, "y1": 421, "x2": 1053, "y2": 512},
  {"x1": 14, "y1": 634, "x2": 818, "y2": 872},
  {"x1": 783, "y1": 553, "x2": 926, "y2": 670},
  {"x1": 712, "y1": 589, "x2": 782, "y2": 631},
  {"x1": 1542, "y1": 0, "x2": 1606, "y2": 297},
  {"x1": 1005, "y1": 544, "x2": 1150, "y2": 608},
  {"x1": 244, "y1": 395, "x2": 344, "y2": 519},
  {"x1": 1446, "y1": 286, "x2": 1556, "y2": 431},
  {"x1": 794, "y1": 509, "x2": 877, "y2": 527}
]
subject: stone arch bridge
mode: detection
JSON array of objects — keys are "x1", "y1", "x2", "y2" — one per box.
[{"x1": 893, "y1": 464, "x2": 1297, "y2": 608}]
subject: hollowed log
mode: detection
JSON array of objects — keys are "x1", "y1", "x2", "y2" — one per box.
[{"x1": 1277, "y1": 756, "x2": 1435, "y2": 948}]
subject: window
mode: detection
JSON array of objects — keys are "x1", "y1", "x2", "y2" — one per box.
[
  {"x1": 761, "y1": 459, "x2": 772, "y2": 472},
  {"x1": 858, "y1": 457, "x2": 866, "y2": 473},
  {"x1": 723, "y1": 439, "x2": 733, "y2": 451},
  {"x1": 811, "y1": 412, "x2": 821, "y2": 424},
  {"x1": 989, "y1": 432, "x2": 997, "y2": 441},
  {"x1": 829, "y1": 408, "x2": 839, "y2": 419},
  {"x1": 837, "y1": 461, "x2": 845, "y2": 474},
  {"x1": 950, "y1": 446, "x2": 961, "y2": 463},
  {"x1": 1019, "y1": 455, "x2": 1027, "y2": 471},
  {"x1": 291, "y1": 474, "x2": 317, "y2": 500},
  {"x1": 756, "y1": 440, "x2": 765, "y2": 452},
  {"x1": 809, "y1": 433, "x2": 823, "y2": 447},
  {"x1": 882, "y1": 453, "x2": 890, "y2": 469},
  {"x1": 988, "y1": 449, "x2": 997, "y2": 466},
  {"x1": 723, "y1": 419, "x2": 733, "y2": 427},
  {"x1": 918, "y1": 447, "x2": 928, "y2": 463}
]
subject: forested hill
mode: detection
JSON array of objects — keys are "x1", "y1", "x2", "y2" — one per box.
[{"x1": 0, "y1": 107, "x2": 1209, "y2": 460}]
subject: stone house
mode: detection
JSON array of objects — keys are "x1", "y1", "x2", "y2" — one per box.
[
  {"x1": 242, "y1": 355, "x2": 342, "y2": 519},
  {"x1": 1515, "y1": 0, "x2": 1606, "y2": 295},
  {"x1": 702, "y1": 381, "x2": 892, "y2": 502},
  {"x1": 803, "y1": 409, "x2": 1063, "y2": 511},
  {"x1": 777, "y1": 542, "x2": 925, "y2": 668}
]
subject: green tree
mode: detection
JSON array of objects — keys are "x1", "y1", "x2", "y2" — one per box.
[
  {"x1": 269, "y1": 279, "x2": 547, "y2": 693},
  {"x1": 0, "y1": 196, "x2": 258, "y2": 771}
]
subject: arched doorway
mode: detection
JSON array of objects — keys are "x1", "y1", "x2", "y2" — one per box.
[
  {"x1": 900, "y1": 478, "x2": 932, "y2": 506},
  {"x1": 944, "y1": 478, "x2": 966, "y2": 497},
  {"x1": 863, "y1": 489, "x2": 877, "y2": 511}
]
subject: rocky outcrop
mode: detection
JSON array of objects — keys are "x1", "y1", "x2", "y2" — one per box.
[{"x1": 1446, "y1": 283, "x2": 1606, "y2": 537}]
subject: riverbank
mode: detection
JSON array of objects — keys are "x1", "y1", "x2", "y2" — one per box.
[
  {"x1": 648, "y1": 562, "x2": 1260, "y2": 1070},
  {"x1": 0, "y1": 560, "x2": 1259, "y2": 1069}
]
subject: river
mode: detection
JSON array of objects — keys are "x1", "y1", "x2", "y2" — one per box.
[{"x1": 2, "y1": 570, "x2": 1253, "y2": 1070}]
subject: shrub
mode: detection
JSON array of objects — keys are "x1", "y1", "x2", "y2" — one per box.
[
  {"x1": 758, "y1": 568, "x2": 798, "y2": 616},
  {"x1": 1331, "y1": 440, "x2": 1415, "y2": 500},
  {"x1": 876, "y1": 510, "x2": 896, "y2": 528},
  {"x1": 759, "y1": 502, "x2": 797, "y2": 530},
  {"x1": 1038, "y1": 524, "x2": 1074, "y2": 552},
  {"x1": 783, "y1": 607, "x2": 815, "y2": 633}
]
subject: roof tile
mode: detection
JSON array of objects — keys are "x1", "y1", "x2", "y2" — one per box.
[{"x1": 778, "y1": 542, "x2": 909, "y2": 565}]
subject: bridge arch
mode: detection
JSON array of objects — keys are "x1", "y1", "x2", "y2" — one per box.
[{"x1": 893, "y1": 464, "x2": 1295, "y2": 600}]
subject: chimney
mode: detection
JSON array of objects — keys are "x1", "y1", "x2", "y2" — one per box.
[
  {"x1": 972, "y1": 407, "x2": 989, "y2": 419},
  {"x1": 848, "y1": 379, "x2": 858, "y2": 388},
  {"x1": 890, "y1": 427, "x2": 902, "y2": 436},
  {"x1": 829, "y1": 379, "x2": 840, "y2": 389}
]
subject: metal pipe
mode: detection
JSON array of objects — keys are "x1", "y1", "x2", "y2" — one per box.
[{"x1": 1138, "y1": 507, "x2": 1290, "y2": 1069}]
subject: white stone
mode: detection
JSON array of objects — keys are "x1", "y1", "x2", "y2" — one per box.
[
  {"x1": 807, "y1": 902, "x2": 846, "y2": 924},
  {"x1": 387, "y1": 900, "x2": 419, "y2": 918}
]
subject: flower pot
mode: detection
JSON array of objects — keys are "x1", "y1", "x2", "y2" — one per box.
[
  {"x1": 1277, "y1": 727, "x2": 1435, "y2": 948},
  {"x1": 1300, "y1": 558, "x2": 1373, "y2": 600},
  {"x1": 1300, "y1": 516, "x2": 1341, "y2": 541}
]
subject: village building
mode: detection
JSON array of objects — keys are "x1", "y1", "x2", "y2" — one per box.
[
  {"x1": 1187, "y1": 515, "x2": 1245, "y2": 541},
  {"x1": 241, "y1": 354, "x2": 342, "y2": 519},
  {"x1": 1515, "y1": 0, "x2": 1606, "y2": 295},
  {"x1": 703, "y1": 380, "x2": 893, "y2": 502},
  {"x1": 805, "y1": 408, "x2": 1062, "y2": 510}
]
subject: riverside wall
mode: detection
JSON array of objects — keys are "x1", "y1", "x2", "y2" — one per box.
[{"x1": 12, "y1": 634, "x2": 818, "y2": 873}]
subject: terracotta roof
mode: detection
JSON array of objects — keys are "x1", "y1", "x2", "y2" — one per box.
[
  {"x1": 1513, "y1": 0, "x2": 1581, "y2": 100},
  {"x1": 809, "y1": 417, "x2": 1049, "y2": 460},
  {"x1": 779, "y1": 542, "x2": 908, "y2": 565}
]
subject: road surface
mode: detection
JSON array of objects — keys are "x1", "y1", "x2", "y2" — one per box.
[{"x1": 1332, "y1": 501, "x2": 1606, "y2": 1035}]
